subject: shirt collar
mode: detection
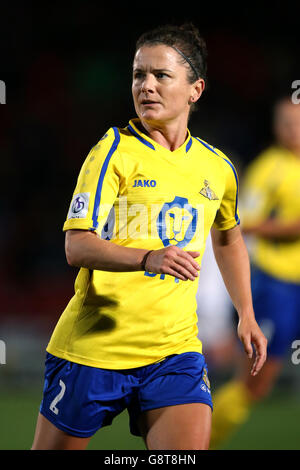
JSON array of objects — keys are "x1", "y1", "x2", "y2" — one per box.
[{"x1": 127, "y1": 119, "x2": 193, "y2": 154}]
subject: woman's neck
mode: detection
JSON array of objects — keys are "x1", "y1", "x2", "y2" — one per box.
[{"x1": 137, "y1": 117, "x2": 189, "y2": 151}]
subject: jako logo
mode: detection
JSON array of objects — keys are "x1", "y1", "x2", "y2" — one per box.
[{"x1": 132, "y1": 179, "x2": 157, "y2": 187}]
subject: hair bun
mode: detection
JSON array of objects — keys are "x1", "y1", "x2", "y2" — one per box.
[{"x1": 179, "y1": 22, "x2": 207, "y2": 55}]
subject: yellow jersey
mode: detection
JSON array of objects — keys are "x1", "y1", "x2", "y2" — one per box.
[
  {"x1": 47, "y1": 119, "x2": 240, "y2": 369},
  {"x1": 241, "y1": 145, "x2": 300, "y2": 283}
]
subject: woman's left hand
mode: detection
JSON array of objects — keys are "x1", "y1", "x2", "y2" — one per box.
[{"x1": 237, "y1": 316, "x2": 268, "y2": 376}]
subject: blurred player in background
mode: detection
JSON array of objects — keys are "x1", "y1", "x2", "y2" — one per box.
[
  {"x1": 31, "y1": 23, "x2": 267, "y2": 450},
  {"x1": 210, "y1": 96, "x2": 300, "y2": 449}
]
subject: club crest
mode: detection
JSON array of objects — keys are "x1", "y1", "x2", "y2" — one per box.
[{"x1": 199, "y1": 180, "x2": 219, "y2": 201}]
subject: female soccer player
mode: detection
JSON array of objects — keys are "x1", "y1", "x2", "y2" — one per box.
[{"x1": 31, "y1": 23, "x2": 267, "y2": 450}]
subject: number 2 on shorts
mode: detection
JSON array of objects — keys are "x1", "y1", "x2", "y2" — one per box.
[{"x1": 49, "y1": 379, "x2": 66, "y2": 415}]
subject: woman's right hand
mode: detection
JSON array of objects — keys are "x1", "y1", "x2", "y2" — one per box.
[{"x1": 144, "y1": 246, "x2": 201, "y2": 281}]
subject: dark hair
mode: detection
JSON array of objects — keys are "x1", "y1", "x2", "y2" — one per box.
[{"x1": 135, "y1": 23, "x2": 208, "y2": 84}]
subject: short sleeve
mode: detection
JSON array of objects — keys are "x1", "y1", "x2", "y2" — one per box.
[
  {"x1": 63, "y1": 127, "x2": 122, "y2": 234},
  {"x1": 239, "y1": 149, "x2": 283, "y2": 227},
  {"x1": 213, "y1": 152, "x2": 240, "y2": 231}
]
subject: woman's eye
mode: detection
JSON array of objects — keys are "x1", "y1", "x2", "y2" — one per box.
[
  {"x1": 133, "y1": 72, "x2": 144, "y2": 80},
  {"x1": 133, "y1": 71, "x2": 170, "y2": 81},
  {"x1": 156, "y1": 72, "x2": 168, "y2": 79}
]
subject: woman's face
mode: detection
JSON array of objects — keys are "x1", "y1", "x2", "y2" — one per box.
[
  {"x1": 273, "y1": 99, "x2": 300, "y2": 152},
  {"x1": 132, "y1": 45, "x2": 203, "y2": 126}
]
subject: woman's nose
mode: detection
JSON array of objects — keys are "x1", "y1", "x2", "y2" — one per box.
[{"x1": 141, "y1": 74, "x2": 155, "y2": 93}]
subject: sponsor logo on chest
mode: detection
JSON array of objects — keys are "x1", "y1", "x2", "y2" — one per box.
[{"x1": 132, "y1": 179, "x2": 157, "y2": 187}]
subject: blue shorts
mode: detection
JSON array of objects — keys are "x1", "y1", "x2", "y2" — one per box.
[
  {"x1": 251, "y1": 267, "x2": 300, "y2": 358},
  {"x1": 40, "y1": 352, "x2": 213, "y2": 438}
]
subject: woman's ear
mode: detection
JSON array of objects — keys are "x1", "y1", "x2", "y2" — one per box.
[{"x1": 191, "y1": 78, "x2": 205, "y2": 103}]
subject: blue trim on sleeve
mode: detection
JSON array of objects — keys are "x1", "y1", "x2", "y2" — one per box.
[
  {"x1": 194, "y1": 137, "x2": 219, "y2": 156},
  {"x1": 127, "y1": 124, "x2": 156, "y2": 150},
  {"x1": 221, "y1": 157, "x2": 240, "y2": 224},
  {"x1": 92, "y1": 127, "x2": 121, "y2": 230}
]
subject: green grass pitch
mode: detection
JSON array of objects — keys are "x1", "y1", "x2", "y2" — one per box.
[{"x1": 0, "y1": 389, "x2": 299, "y2": 450}]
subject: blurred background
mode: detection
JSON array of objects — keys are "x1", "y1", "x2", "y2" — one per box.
[{"x1": 1, "y1": 1, "x2": 300, "y2": 450}]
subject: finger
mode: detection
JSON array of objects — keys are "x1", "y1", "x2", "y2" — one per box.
[
  {"x1": 178, "y1": 250, "x2": 200, "y2": 270},
  {"x1": 250, "y1": 340, "x2": 267, "y2": 375},
  {"x1": 177, "y1": 252, "x2": 200, "y2": 273},
  {"x1": 251, "y1": 353, "x2": 265, "y2": 376},
  {"x1": 251, "y1": 341, "x2": 267, "y2": 376},
  {"x1": 250, "y1": 352, "x2": 259, "y2": 376},
  {"x1": 186, "y1": 251, "x2": 200, "y2": 259},
  {"x1": 167, "y1": 267, "x2": 189, "y2": 281},
  {"x1": 174, "y1": 257, "x2": 199, "y2": 278},
  {"x1": 184, "y1": 251, "x2": 201, "y2": 270},
  {"x1": 172, "y1": 262, "x2": 198, "y2": 281},
  {"x1": 242, "y1": 336, "x2": 253, "y2": 359}
]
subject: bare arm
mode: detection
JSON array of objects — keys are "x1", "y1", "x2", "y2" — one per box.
[
  {"x1": 65, "y1": 229, "x2": 147, "y2": 272},
  {"x1": 243, "y1": 218, "x2": 300, "y2": 239},
  {"x1": 65, "y1": 229, "x2": 201, "y2": 281},
  {"x1": 211, "y1": 225, "x2": 267, "y2": 375}
]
